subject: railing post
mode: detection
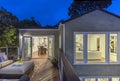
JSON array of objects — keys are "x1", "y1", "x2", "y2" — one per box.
[
  {"x1": 6, "y1": 47, "x2": 8, "y2": 56},
  {"x1": 17, "y1": 47, "x2": 20, "y2": 59},
  {"x1": 61, "y1": 59, "x2": 64, "y2": 81}
]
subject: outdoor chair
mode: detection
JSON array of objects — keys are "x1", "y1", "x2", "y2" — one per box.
[{"x1": 18, "y1": 75, "x2": 30, "y2": 81}]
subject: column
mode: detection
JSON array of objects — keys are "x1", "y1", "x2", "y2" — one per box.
[
  {"x1": 106, "y1": 33, "x2": 110, "y2": 63},
  {"x1": 84, "y1": 33, "x2": 88, "y2": 63}
]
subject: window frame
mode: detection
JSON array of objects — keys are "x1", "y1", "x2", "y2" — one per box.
[{"x1": 74, "y1": 32, "x2": 119, "y2": 64}]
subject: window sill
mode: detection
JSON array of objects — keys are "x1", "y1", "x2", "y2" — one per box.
[{"x1": 73, "y1": 62, "x2": 120, "y2": 65}]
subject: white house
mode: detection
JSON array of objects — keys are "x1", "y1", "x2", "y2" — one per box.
[{"x1": 59, "y1": 9, "x2": 120, "y2": 81}]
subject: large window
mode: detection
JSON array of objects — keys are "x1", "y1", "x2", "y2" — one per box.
[
  {"x1": 85, "y1": 78, "x2": 96, "y2": 81},
  {"x1": 112, "y1": 78, "x2": 120, "y2": 81},
  {"x1": 98, "y1": 78, "x2": 108, "y2": 81},
  {"x1": 110, "y1": 34, "x2": 118, "y2": 62},
  {"x1": 75, "y1": 34, "x2": 84, "y2": 63},
  {"x1": 88, "y1": 34, "x2": 106, "y2": 63},
  {"x1": 79, "y1": 77, "x2": 120, "y2": 81},
  {"x1": 74, "y1": 33, "x2": 119, "y2": 64}
]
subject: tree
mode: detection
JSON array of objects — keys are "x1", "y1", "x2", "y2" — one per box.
[
  {"x1": 17, "y1": 17, "x2": 41, "y2": 28},
  {"x1": 0, "y1": 26, "x2": 17, "y2": 47},
  {"x1": 0, "y1": 7, "x2": 19, "y2": 28},
  {"x1": 0, "y1": 7, "x2": 18, "y2": 47},
  {"x1": 68, "y1": 0, "x2": 112, "y2": 18}
]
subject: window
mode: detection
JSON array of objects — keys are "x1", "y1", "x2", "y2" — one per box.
[
  {"x1": 112, "y1": 78, "x2": 120, "y2": 81},
  {"x1": 98, "y1": 78, "x2": 108, "y2": 81},
  {"x1": 110, "y1": 34, "x2": 118, "y2": 62},
  {"x1": 85, "y1": 78, "x2": 96, "y2": 81},
  {"x1": 74, "y1": 32, "x2": 119, "y2": 64},
  {"x1": 75, "y1": 34, "x2": 84, "y2": 63},
  {"x1": 88, "y1": 34, "x2": 106, "y2": 63},
  {"x1": 79, "y1": 77, "x2": 120, "y2": 81}
]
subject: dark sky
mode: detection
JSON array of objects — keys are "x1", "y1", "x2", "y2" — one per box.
[{"x1": 0, "y1": 0, "x2": 120, "y2": 26}]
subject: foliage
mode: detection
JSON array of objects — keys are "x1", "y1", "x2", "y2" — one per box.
[
  {"x1": 17, "y1": 17, "x2": 41, "y2": 28},
  {"x1": 0, "y1": 26, "x2": 17, "y2": 47},
  {"x1": 0, "y1": 7, "x2": 19, "y2": 27},
  {"x1": 51, "y1": 57, "x2": 58, "y2": 67},
  {"x1": 68, "y1": 0, "x2": 112, "y2": 18},
  {"x1": 0, "y1": 7, "x2": 18, "y2": 47}
]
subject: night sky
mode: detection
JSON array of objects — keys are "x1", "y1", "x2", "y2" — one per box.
[{"x1": 0, "y1": 0, "x2": 120, "y2": 26}]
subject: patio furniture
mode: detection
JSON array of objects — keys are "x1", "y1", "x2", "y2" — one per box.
[
  {"x1": 0, "y1": 75, "x2": 30, "y2": 81},
  {"x1": 0, "y1": 52, "x2": 13, "y2": 69},
  {"x1": 18, "y1": 75, "x2": 30, "y2": 81},
  {"x1": 0, "y1": 61, "x2": 34, "y2": 79},
  {"x1": 38, "y1": 46, "x2": 47, "y2": 55}
]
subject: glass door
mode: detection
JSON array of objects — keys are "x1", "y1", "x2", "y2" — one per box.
[
  {"x1": 22, "y1": 36, "x2": 32, "y2": 59},
  {"x1": 48, "y1": 36, "x2": 54, "y2": 59}
]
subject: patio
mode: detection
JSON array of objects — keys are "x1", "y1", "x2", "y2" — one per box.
[{"x1": 30, "y1": 59, "x2": 59, "y2": 81}]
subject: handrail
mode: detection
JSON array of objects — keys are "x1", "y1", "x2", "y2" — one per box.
[
  {"x1": 0, "y1": 46, "x2": 20, "y2": 59},
  {"x1": 58, "y1": 49, "x2": 80, "y2": 81}
]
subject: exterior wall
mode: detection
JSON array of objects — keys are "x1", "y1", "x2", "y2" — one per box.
[
  {"x1": 74, "y1": 64, "x2": 120, "y2": 76},
  {"x1": 59, "y1": 24, "x2": 63, "y2": 49},
  {"x1": 19, "y1": 29, "x2": 59, "y2": 57},
  {"x1": 62, "y1": 10, "x2": 120, "y2": 76},
  {"x1": 64, "y1": 10, "x2": 120, "y2": 32}
]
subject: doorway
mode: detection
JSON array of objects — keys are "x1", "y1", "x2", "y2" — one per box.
[{"x1": 22, "y1": 35, "x2": 54, "y2": 59}]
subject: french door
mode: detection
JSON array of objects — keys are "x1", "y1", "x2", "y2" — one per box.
[
  {"x1": 48, "y1": 36, "x2": 54, "y2": 59},
  {"x1": 22, "y1": 36, "x2": 32, "y2": 59}
]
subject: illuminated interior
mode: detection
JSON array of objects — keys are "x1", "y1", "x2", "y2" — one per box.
[
  {"x1": 88, "y1": 34, "x2": 106, "y2": 62},
  {"x1": 75, "y1": 34, "x2": 84, "y2": 62},
  {"x1": 110, "y1": 34, "x2": 117, "y2": 62},
  {"x1": 32, "y1": 36, "x2": 48, "y2": 58},
  {"x1": 75, "y1": 33, "x2": 118, "y2": 63},
  {"x1": 79, "y1": 77, "x2": 120, "y2": 81}
]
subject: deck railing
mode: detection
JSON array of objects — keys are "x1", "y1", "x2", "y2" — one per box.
[
  {"x1": 0, "y1": 46, "x2": 20, "y2": 59},
  {"x1": 58, "y1": 49, "x2": 80, "y2": 81}
]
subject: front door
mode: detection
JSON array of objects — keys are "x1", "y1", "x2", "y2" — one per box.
[
  {"x1": 48, "y1": 36, "x2": 54, "y2": 59},
  {"x1": 22, "y1": 36, "x2": 32, "y2": 59}
]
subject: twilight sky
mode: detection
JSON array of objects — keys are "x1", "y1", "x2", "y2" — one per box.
[{"x1": 0, "y1": 0, "x2": 120, "y2": 26}]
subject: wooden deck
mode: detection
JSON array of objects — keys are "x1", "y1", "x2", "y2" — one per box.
[{"x1": 30, "y1": 59, "x2": 59, "y2": 81}]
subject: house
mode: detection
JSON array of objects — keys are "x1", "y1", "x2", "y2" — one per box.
[
  {"x1": 19, "y1": 9, "x2": 120, "y2": 81},
  {"x1": 18, "y1": 27, "x2": 59, "y2": 59},
  {"x1": 59, "y1": 9, "x2": 120, "y2": 80}
]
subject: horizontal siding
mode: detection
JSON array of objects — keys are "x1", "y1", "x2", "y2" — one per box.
[
  {"x1": 74, "y1": 64, "x2": 120, "y2": 76},
  {"x1": 65, "y1": 10, "x2": 120, "y2": 31}
]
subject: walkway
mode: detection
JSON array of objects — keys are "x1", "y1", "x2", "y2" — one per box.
[{"x1": 30, "y1": 59, "x2": 59, "y2": 81}]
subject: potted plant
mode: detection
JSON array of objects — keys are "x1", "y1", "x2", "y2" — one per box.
[{"x1": 51, "y1": 57, "x2": 58, "y2": 68}]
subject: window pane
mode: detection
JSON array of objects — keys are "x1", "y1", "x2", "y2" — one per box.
[
  {"x1": 98, "y1": 78, "x2": 108, "y2": 81},
  {"x1": 85, "y1": 78, "x2": 96, "y2": 81},
  {"x1": 112, "y1": 78, "x2": 120, "y2": 81},
  {"x1": 110, "y1": 34, "x2": 118, "y2": 62},
  {"x1": 23, "y1": 37, "x2": 32, "y2": 58},
  {"x1": 88, "y1": 34, "x2": 106, "y2": 62},
  {"x1": 75, "y1": 34, "x2": 83, "y2": 63}
]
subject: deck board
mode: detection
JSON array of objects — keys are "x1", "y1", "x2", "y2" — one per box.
[{"x1": 30, "y1": 59, "x2": 59, "y2": 81}]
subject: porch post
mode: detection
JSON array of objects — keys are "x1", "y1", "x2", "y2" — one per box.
[
  {"x1": 106, "y1": 33, "x2": 110, "y2": 63},
  {"x1": 117, "y1": 33, "x2": 120, "y2": 63},
  {"x1": 22, "y1": 36, "x2": 24, "y2": 59},
  {"x1": 84, "y1": 33, "x2": 88, "y2": 63}
]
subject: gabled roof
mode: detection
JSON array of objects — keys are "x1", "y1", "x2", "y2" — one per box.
[
  {"x1": 62, "y1": 9, "x2": 120, "y2": 24},
  {"x1": 18, "y1": 26, "x2": 58, "y2": 30}
]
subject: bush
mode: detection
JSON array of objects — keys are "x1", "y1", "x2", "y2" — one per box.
[{"x1": 51, "y1": 57, "x2": 58, "y2": 68}]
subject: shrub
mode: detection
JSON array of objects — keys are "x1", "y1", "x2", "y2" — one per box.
[{"x1": 51, "y1": 57, "x2": 58, "y2": 68}]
